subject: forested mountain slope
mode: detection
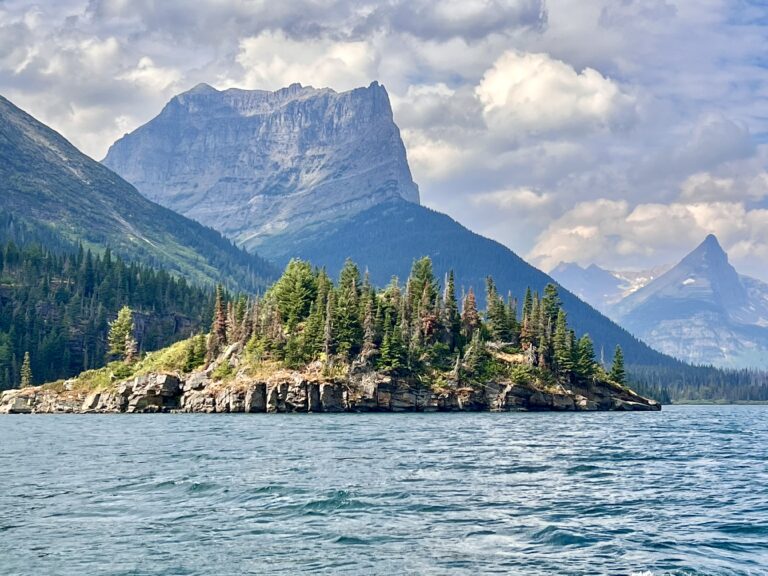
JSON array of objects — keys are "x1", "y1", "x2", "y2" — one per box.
[
  {"x1": 0, "y1": 95, "x2": 277, "y2": 292},
  {"x1": 0, "y1": 240, "x2": 215, "y2": 390}
]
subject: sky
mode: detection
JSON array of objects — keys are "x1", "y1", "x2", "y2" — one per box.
[{"x1": 2, "y1": 0, "x2": 768, "y2": 279}]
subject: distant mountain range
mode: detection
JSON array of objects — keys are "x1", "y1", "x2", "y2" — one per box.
[
  {"x1": 0, "y1": 95, "x2": 276, "y2": 292},
  {"x1": 101, "y1": 82, "x2": 684, "y2": 368},
  {"x1": 552, "y1": 235, "x2": 768, "y2": 368}
]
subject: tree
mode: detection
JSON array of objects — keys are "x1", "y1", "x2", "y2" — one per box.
[
  {"x1": 463, "y1": 330, "x2": 490, "y2": 380},
  {"x1": 610, "y1": 345, "x2": 626, "y2": 385},
  {"x1": 443, "y1": 270, "x2": 461, "y2": 350},
  {"x1": 542, "y1": 283, "x2": 562, "y2": 328},
  {"x1": 20, "y1": 351, "x2": 32, "y2": 388},
  {"x1": 334, "y1": 259, "x2": 362, "y2": 358},
  {"x1": 575, "y1": 334, "x2": 597, "y2": 381},
  {"x1": 552, "y1": 308, "x2": 572, "y2": 377},
  {"x1": 210, "y1": 284, "x2": 227, "y2": 356},
  {"x1": 269, "y1": 259, "x2": 317, "y2": 330},
  {"x1": 461, "y1": 288, "x2": 480, "y2": 340},
  {"x1": 485, "y1": 276, "x2": 510, "y2": 342},
  {"x1": 108, "y1": 306, "x2": 134, "y2": 361},
  {"x1": 379, "y1": 313, "x2": 407, "y2": 375}
]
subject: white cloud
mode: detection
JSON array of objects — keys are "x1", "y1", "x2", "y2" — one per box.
[
  {"x1": 2, "y1": 0, "x2": 768, "y2": 280},
  {"x1": 233, "y1": 31, "x2": 378, "y2": 92},
  {"x1": 476, "y1": 51, "x2": 635, "y2": 136},
  {"x1": 529, "y1": 198, "x2": 768, "y2": 280}
]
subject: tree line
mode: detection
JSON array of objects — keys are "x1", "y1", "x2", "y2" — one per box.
[
  {"x1": 0, "y1": 241, "x2": 214, "y2": 389},
  {"x1": 194, "y1": 257, "x2": 626, "y2": 388}
]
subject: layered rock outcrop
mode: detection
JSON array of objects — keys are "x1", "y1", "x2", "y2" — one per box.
[
  {"x1": 103, "y1": 82, "x2": 420, "y2": 251},
  {"x1": 0, "y1": 369, "x2": 660, "y2": 414}
]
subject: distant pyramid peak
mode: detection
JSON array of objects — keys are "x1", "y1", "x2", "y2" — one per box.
[{"x1": 684, "y1": 233, "x2": 728, "y2": 266}]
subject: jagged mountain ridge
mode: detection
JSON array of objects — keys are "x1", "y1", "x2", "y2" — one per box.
[
  {"x1": 0, "y1": 94, "x2": 277, "y2": 292},
  {"x1": 103, "y1": 82, "x2": 419, "y2": 251}
]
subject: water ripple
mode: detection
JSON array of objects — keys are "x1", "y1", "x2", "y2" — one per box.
[{"x1": 1, "y1": 406, "x2": 767, "y2": 575}]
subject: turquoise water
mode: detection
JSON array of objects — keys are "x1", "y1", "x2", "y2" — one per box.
[{"x1": 1, "y1": 406, "x2": 767, "y2": 575}]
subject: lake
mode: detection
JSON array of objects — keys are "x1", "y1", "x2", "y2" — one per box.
[{"x1": 1, "y1": 406, "x2": 766, "y2": 575}]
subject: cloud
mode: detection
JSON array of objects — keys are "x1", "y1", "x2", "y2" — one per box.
[
  {"x1": 529, "y1": 198, "x2": 768, "y2": 280},
  {"x1": 2, "y1": 0, "x2": 768, "y2": 280},
  {"x1": 233, "y1": 31, "x2": 378, "y2": 92},
  {"x1": 476, "y1": 51, "x2": 636, "y2": 136}
]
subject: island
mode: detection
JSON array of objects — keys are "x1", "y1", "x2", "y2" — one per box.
[{"x1": 0, "y1": 258, "x2": 660, "y2": 414}]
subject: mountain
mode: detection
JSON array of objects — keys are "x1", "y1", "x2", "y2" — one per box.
[
  {"x1": 102, "y1": 82, "x2": 685, "y2": 367},
  {"x1": 0, "y1": 94, "x2": 276, "y2": 292},
  {"x1": 551, "y1": 261, "x2": 672, "y2": 313},
  {"x1": 260, "y1": 198, "x2": 681, "y2": 367},
  {"x1": 103, "y1": 82, "x2": 419, "y2": 251},
  {"x1": 611, "y1": 235, "x2": 768, "y2": 368},
  {"x1": 550, "y1": 262, "x2": 625, "y2": 313}
]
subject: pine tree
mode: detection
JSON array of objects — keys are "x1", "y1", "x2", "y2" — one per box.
[
  {"x1": 461, "y1": 288, "x2": 480, "y2": 340},
  {"x1": 20, "y1": 351, "x2": 32, "y2": 388},
  {"x1": 575, "y1": 334, "x2": 597, "y2": 381},
  {"x1": 379, "y1": 313, "x2": 407, "y2": 374},
  {"x1": 362, "y1": 299, "x2": 377, "y2": 358},
  {"x1": 269, "y1": 259, "x2": 317, "y2": 330},
  {"x1": 542, "y1": 283, "x2": 562, "y2": 328},
  {"x1": 463, "y1": 330, "x2": 490, "y2": 380},
  {"x1": 610, "y1": 345, "x2": 626, "y2": 385},
  {"x1": 443, "y1": 270, "x2": 461, "y2": 350},
  {"x1": 485, "y1": 276, "x2": 510, "y2": 342},
  {"x1": 553, "y1": 308, "x2": 572, "y2": 377},
  {"x1": 107, "y1": 306, "x2": 134, "y2": 361},
  {"x1": 522, "y1": 287, "x2": 533, "y2": 323},
  {"x1": 334, "y1": 259, "x2": 362, "y2": 358}
]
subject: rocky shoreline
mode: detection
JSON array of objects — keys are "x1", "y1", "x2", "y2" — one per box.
[{"x1": 0, "y1": 369, "x2": 660, "y2": 414}]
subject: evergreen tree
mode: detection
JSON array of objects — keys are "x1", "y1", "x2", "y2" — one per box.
[
  {"x1": 20, "y1": 351, "x2": 32, "y2": 388},
  {"x1": 522, "y1": 287, "x2": 533, "y2": 323},
  {"x1": 379, "y1": 312, "x2": 407, "y2": 374},
  {"x1": 323, "y1": 289, "x2": 335, "y2": 360},
  {"x1": 575, "y1": 334, "x2": 597, "y2": 381},
  {"x1": 463, "y1": 330, "x2": 490, "y2": 380},
  {"x1": 334, "y1": 259, "x2": 363, "y2": 358},
  {"x1": 269, "y1": 259, "x2": 317, "y2": 330},
  {"x1": 443, "y1": 270, "x2": 461, "y2": 350},
  {"x1": 461, "y1": 288, "x2": 481, "y2": 340},
  {"x1": 542, "y1": 283, "x2": 562, "y2": 328},
  {"x1": 210, "y1": 284, "x2": 227, "y2": 356},
  {"x1": 485, "y1": 276, "x2": 510, "y2": 342},
  {"x1": 107, "y1": 306, "x2": 134, "y2": 361},
  {"x1": 553, "y1": 308, "x2": 572, "y2": 377},
  {"x1": 610, "y1": 345, "x2": 626, "y2": 385}
]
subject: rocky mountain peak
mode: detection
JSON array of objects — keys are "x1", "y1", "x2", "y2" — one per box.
[
  {"x1": 684, "y1": 233, "x2": 728, "y2": 266},
  {"x1": 103, "y1": 81, "x2": 419, "y2": 250}
]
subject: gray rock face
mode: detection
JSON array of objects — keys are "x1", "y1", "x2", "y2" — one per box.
[
  {"x1": 103, "y1": 82, "x2": 420, "y2": 251},
  {"x1": 0, "y1": 368, "x2": 660, "y2": 415}
]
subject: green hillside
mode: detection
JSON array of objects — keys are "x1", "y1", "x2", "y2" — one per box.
[{"x1": 0, "y1": 95, "x2": 277, "y2": 292}]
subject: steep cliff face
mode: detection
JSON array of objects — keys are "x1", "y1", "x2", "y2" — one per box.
[{"x1": 103, "y1": 82, "x2": 420, "y2": 250}]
